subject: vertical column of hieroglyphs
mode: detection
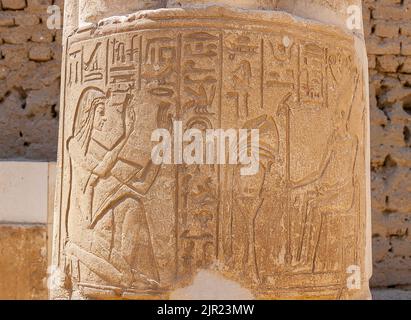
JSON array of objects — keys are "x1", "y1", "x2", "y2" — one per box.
[
  {"x1": 176, "y1": 31, "x2": 222, "y2": 282},
  {"x1": 52, "y1": 1, "x2": 370, "y2": 300}
]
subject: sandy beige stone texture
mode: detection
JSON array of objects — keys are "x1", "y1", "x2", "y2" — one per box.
[
  {"x1": 50, "y1": 0, "x2": 371, "y2": 300},
  {"x1": 0, "y1": 0, "x2": 408, "y2": 299},
  {"x1": 0, "y1": 225, "x2": 48, "y2": 300},
  {"x1": 363, "y1": 0, "x2": 411, "y2": 288},
  {"x1": 0, "y1": 0, "x2": 61, "y2": 160}
]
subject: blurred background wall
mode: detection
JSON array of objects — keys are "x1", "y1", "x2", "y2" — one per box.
[
  {"x1": 363, "y1": 0, "x2": 411, "y2": 288},
  {"x1": 0, "y1": 0, "x2": 410, "y2": 299},
  {"x1": 0, "y1": 0, "x2": 61, "y2": 299}
]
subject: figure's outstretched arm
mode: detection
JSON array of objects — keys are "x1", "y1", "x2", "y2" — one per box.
[
  {"x1": 68, "y1": 138, "x2": 97, "y2": 172},
  {"x1": 292, "y1": 136, "x2": 334, "y2": 189},
  {"x1": 68, "y1": 108, "x2": 135, "y2": 187},
  {"x1": 123, "y1": 103, "x2": 171, "y2": 195},
  {"x1": 93, "y1": 108, "x2": 135, "y2": 178},
  {"x1": 92, "y1": 139, "x2": 128, "y2": 178},
  {"x1": 127, "y1": 161, "x2": 161, "y2": 195}
]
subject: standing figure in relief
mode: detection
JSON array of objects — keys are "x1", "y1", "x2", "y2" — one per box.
[
  {"x1": 64, "y1": 86, "x2": 171, "y2": 297},
  {"x1": 229, "y1": 115, "x2": 280, "y2": 284}
]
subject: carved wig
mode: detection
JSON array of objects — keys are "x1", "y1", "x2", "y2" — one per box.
[{"x1": 72, "y1": 87, "x2": 107, "y2": 155}]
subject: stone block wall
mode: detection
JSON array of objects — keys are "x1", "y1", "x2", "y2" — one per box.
[
  {"x1": 0, "y1": 0, "x2": 62, "y2": 160},
  {"x1": 0, "y1": 0, "x2": 409, "y2": 298},
  {"x1": 0, "y1": 0, "x2": 61, "y2": 299},
  {"x1": 363, "y1": 0, "x2": 411, "y2": 288},
  {"x1": 0, "y1": 161, "x2": 52, "y2": 300}
]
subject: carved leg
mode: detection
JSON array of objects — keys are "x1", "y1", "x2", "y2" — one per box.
[
  {"x1": 65, "y1": 242, "x2": 132, "y2": 288},
  {"x1": 118, "y1": 198, "x2": 160, "y2": 287}
]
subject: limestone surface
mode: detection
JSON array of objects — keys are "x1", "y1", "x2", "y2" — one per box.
[
  {"x1": 363, "y1": 0, "x2": 411, "y2": 288},
  {"x1": 0, "y1": 225, "x2": 48, "y2": 300},
  {"x1": 51, "y1": 0, "x2": 371, "y2": 300},
  {"x1": 0, "y1": 0, "x2": 408, "y2": 297},
  {"x1": 0, "y1": 0, "x2": 62, "y2": 160}
]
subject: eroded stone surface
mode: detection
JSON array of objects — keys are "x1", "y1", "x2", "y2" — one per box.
[
  {"x1": 0, "y1": 0, "x2": 61, "y2": 160},
  {"x1": 0, "y1": 225, "x2": 48, "y2": 300},
  {"x1": 363, "y1": 0, "x2": 411, "y2": 288},
  {"x1": 78, "y1": 0, "x2": 165, "y2": 26},
  {"x1": 51, "y1": 1, "x2": 371, "y2": 300},
  {"x1": 372, "y1": 289, "x2": 411, "y2": 301}
]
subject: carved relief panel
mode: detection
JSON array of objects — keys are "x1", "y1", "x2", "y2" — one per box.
[{"x1": 52, "y1": 7, "x2": 369, "y2": 300}]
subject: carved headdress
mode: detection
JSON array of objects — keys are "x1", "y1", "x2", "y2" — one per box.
[
  {"x1": 72, "y1": 87, "x2": 108, "y2": 154},
  {"x1": 237, "y1": 115, "x2": 280, "y2": 163}
]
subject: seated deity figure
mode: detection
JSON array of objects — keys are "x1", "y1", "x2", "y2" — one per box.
[{"x1": 292, "y1": 70, "x2": 360, "y2": 273}]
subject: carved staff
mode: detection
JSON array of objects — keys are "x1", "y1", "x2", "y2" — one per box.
[{"x1": 278, "y1": 92, "x2": 293, "y2": 266}]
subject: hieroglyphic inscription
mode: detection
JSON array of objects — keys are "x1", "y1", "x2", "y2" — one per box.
[
  {"x1": 177, "y1": 31, "x2": 221, "y2": 280},
  {"x1": 55, "y1": 16, "x2": 367, "y2": 300}
]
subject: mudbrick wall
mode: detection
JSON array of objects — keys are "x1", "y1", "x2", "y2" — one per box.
[
  {"x1": 0, "y1": 0, "x2": 409, "y2": 293},
  {"x1": 363, "y1": 0, "x2": 411, "y2": 288},
  {"x1": 0, "y1": 0, "x2": 61, "y2": 160}
]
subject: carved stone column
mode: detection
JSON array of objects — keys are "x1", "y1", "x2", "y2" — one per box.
[{"x1": 51, "y1": 0, "x2": 372, "y2": 299}]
